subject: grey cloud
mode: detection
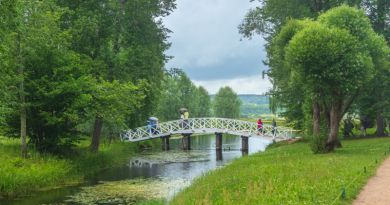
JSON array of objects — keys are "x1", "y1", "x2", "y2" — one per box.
[{"x1": 164, "y1": 0, "x2": 267, "y2": 81}]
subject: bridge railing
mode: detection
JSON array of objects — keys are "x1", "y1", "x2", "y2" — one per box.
[{"x1": 121, "y1": 118, "x2": 293, "y2": 142}]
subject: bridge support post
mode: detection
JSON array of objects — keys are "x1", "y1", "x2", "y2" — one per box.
[
  {"x1": 241, "y1": 136, "x2": 249, "y2": 152},
  {"x1": 215, "y1": 133, "x2": 223, "y2": 150},
  {"x1": 182, "y1": 134, "x2": 191, "y2": 150},
  {"x1": 161, "y1": 135, "x2": 170, "y2": 151},
  {"x1": 216, "y1": 149, "x2": 223, "y2": 161}
]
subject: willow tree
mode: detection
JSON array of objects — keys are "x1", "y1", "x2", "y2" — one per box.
[{"x1": 281, "y1": 6, "x2": 388, "y2": 151}]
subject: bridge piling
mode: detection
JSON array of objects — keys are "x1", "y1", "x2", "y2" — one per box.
[
  {"x1": 161, "y1": 135, "x2": 170, "y2": 151},
  {"x1": 215, "y1": 133, "x2": 223, "y2": 150},
  {"x1": 182, "y1": 134, "x2": 192, "y2": 150},
  {"x1": 241, "y1": 136, "x2": 249, "y2": 152},
  {"x1": 216, "y1": 149, "x2": 223, "y2": 161}
]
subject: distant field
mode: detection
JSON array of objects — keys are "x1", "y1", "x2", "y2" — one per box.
[
  {"x1": 210, "y1": 94, "x2": 276, "y2": 117},
  {"x1": 238, "y1": 95, "x2": 272, "y2": 117}
]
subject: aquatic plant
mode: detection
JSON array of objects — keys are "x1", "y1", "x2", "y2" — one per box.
[{"x1": 65, "y1": 178, "x2": 189, "y2": 204}]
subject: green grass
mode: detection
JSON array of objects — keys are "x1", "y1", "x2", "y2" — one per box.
[
  {"x1": 0, "y1": 137, "x2": 72, "y2": 197},
  {"x1": 171, "y1": 137, "x2": 390, "y2": 205},
  {"x1": 0, "y1": 136, "x2": 145, "y2": 197}
]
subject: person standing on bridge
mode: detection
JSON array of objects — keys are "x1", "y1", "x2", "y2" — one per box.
[
  {"x1": 179, "y1": 108, "x2": 187, "y2": 129},
  {"x1": 180, "y1": 112, "x2": 184, "y2": 128},
  {"x1": 184, "y1": 110, "x2": 189, "y2": 129},
  {"x1": 257, "y1": 118, "x2": 263, "y2": 134}
]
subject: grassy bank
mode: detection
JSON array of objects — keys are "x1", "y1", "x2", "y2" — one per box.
[
  {"x1": 171, "y1": 137, "x2": 390, "y2": 205},
  {"x1": 0, "y1": 136, "x2": 148, "y2": 198}
]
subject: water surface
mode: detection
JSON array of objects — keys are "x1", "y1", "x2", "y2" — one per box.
[{"x1": 3, "y1": 134, "x2": 270, "y2": 205}]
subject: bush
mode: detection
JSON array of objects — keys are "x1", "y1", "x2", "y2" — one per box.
[{"x1": 310, "y1": 133, "x2": 328, "y2": 154}]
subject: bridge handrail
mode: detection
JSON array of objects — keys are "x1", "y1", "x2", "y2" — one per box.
[{"x1": 121, "y1": 117, "x2": 294, "y2": 142}]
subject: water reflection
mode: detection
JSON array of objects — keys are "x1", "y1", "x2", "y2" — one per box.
[
  {"x1": 3, "y1": 134, "x2": 271, "y2": 205},
  {"x1": 216, "y1": 149, "x2": 223, "y2": 161},
  {"x1": 121, "y1": 135, "x2": 270, "y2": 197}
]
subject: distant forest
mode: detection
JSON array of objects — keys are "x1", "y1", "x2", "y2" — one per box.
[
  {"x1": 211, "y1": 95, "x2": 272, "y2": 117},
  {"x1": 238, "y1": 95, "x2": 272, "y2": 117}
]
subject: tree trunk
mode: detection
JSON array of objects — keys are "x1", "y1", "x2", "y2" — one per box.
[
  {"x1": 376, "y1": 111, "x2": 385, "y2": 136},
  {"x1": 90, "y1": 116, "x2": 103, "y2": 152},
  {"x1": 326, "y1": 100, "x2": 342, "y2": 151},
  {"x1": 313, "y1": 101, "x2": 321, "y2": 135},
  {"x1": 16, "y1": 33, "x2": 27, "y2": 158},
  {"x1": 20, "y1": 97, "x2": 27, "y2": 158}
]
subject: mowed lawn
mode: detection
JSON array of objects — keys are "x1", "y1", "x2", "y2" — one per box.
[{"x1": 171, "y1": 137, "x2": 390, "y2": 205}]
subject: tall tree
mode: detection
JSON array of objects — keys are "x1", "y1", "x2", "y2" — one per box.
[
  {"x1": 239, "y1": 0, "x2": 357, "y2": 40},
  {"x1": 279, "y1": 6, "x2": 388, "y2": 151},
  {"x1": 213, "y1": 87, "x2": 241, "y2": 119},
  {"x1": 197, "y1": 86, "x2": 212, "y2": 117},
  {"x1": 0, "y1": 0, "x2": 152, "y2": 155},
  {"x1": 239, "y1": 0, "x2": 361, "y2": 129},
  {"x1": 240, "y1": 0, "x2": 390, "y2": 136},
  {"x1": 58, "y1": 0, "x2": 176, "y2": 151},
  {"x1": 358, "y1": 0, "x2": 390, "y2": 136},
  {"x1": 0, "y1": 0, "x2": 18, "y2": 147},
  {"x1": 0, "y1": 0, "x2": 94, "y2": 155},
  {"x1": 156, "y1": 69, "x2": 211, "y2": 121}
]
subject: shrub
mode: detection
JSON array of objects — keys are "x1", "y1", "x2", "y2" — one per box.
[{"x1": 310, "y1": 133, "x2": 328, "y2": 153}]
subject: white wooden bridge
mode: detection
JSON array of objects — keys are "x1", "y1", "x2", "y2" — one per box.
[{"x1": 121, "y1": 118, "x2": 293, "y2": 143}]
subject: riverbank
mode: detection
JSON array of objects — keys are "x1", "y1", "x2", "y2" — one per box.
[
  {"x1": 0, "y1": 136, "x2": 150, "y2": 198},
  {"x1": 171, "y1": 137, "x2": 390, "y2": 204}
]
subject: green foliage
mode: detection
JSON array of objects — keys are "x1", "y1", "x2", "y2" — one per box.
[
  {"x1": 238, "y1": 95, "x2": 274, "y2": 117},
  {"x1": 239, "y1": 0, "x2": 359, "y2": 40},
  {"x1": 354, "y1": 0, "x2": 390, "y2": 133},
  {"x1": 0, "y1": 0, "x2": 91, "y2": 153},
  {"x1": 213, "y1": 87, "x2": 241, "y2": 118},
  {"x1": 361, "y1": 0, "x2": 390, "y2": 45},
  {"x1": 265, "y1": 19, "x2": 312, "y2": 129},
  {"x1": 286, "y1": 21, "x2": 373, "y2": 96},
  {"x1": 240, "y1": 0, "x2": 390, "y2": 133},
  {"x1": 156, "y1": 69, "x2": 211, "y2": 121},
  {"x1": 310, "y1": 128, "x2": 329, "y2": 154},
  {"x1": 76, "y1": 80, "x2": 147, "y2": 139},
  {"x1": 172, "y1": 137, "x2": 390, "y2": 204},
  {"x1": 0, "y1": 136, "x2": 139, "y2": 197},
  {"x1": 266, "y1": 6, "x2": 389, "y2": 151},
  {"x1": 0, "y1": 0, "x2": 176, "y2": 154},
  {"x1": 196, "y1": 86, "x2": 212, "y2": 117}
]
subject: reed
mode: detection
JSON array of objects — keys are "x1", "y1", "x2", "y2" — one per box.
[{"x1": 0, "y1": 136, "x2": 142, "y2": 197}]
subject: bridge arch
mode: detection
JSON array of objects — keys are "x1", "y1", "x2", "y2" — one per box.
[{"x1": 121, "y1": 118, "x2": 293, "y2": 142}]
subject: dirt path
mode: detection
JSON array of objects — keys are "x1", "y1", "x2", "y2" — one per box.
[{"x1": 353, "y1": 156, "x2": 390, "y2": 205}]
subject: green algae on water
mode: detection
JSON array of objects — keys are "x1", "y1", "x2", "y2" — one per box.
[
  {"x1": 65, "y1": 178, "x2": 189, "y2": 204},
  {"x1": 132, "y1": 150, "x2": 210, "y2": 164}
]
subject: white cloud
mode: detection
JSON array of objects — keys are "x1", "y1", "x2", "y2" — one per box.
[
  {"x1": 164, "y1": 0, "x2": 270, "y2": 94},
  {"x1": 164, "y1": 0, "x2": 266, "y2": 73},
  {"x1": 193, "y1": 75, "x2": 272, "y2": 95}
]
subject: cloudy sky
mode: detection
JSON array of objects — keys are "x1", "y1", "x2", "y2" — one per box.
[{"x1": 163, "y1": 0, "x2": 272, "y2": 95}]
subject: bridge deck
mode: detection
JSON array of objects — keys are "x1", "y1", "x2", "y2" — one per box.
[{"x1": 121, "y1": 118, "x2": 293, "y2": 142}]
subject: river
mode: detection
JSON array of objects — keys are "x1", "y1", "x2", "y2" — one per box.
[{"x1": 3, "y1": 134, "x2": 271, "y2": 205}]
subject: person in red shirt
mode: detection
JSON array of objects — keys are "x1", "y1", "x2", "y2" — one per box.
[{"x1": 257, "y1": 118, "x2": 263, "y2": 134}]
